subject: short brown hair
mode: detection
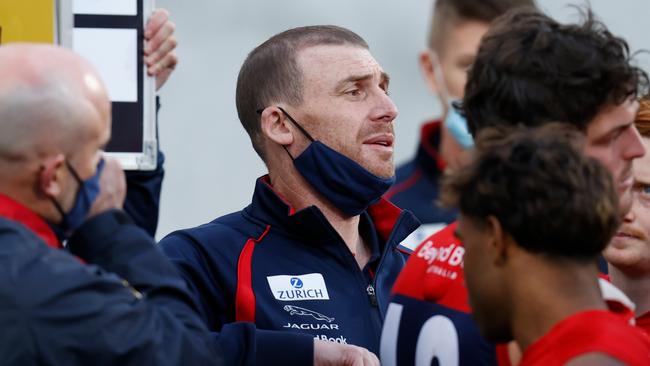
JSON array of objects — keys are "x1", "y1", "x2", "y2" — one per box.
[
  {"x1": 235, "y1": 25, "x2": 368, "y2": 162},
  {"x1": 441, "y1": 124, "x2": 620, "y2": 261},
  {"x1": 463, "y1": 8, "x2": 649, "y2": 136},
  {"x1": 428, "y1": 0, "x2": 537, "y2": 53},
  {"x1": 636, "y1": 95, "x2": 650, "y2": 138}
]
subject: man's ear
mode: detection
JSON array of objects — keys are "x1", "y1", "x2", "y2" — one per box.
[
  {"x1": 420, "y1": 50, "x2": 451, "y2": 115},
  {"x1": 419, "y1": 50, "x2": 442, "y2": 95},
  {"x1": 38, "y1": 153, "x2": 66, "y2": 199},
  {"x1": 486, "y1": 215, "x2": 510, "y2": 266},
  {"x1": 260, "y1": 107, "x2": 294, "y2": 146}
]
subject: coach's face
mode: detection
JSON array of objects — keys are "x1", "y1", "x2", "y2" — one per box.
[
  {"x1": 289, "y1": 44, "x2": 398, "y2": 178},
  {"x1": 585, "y1": 98, "x2": 645, "y2": 215}
]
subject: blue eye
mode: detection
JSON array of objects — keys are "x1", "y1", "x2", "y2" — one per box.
[{"x1": 642, "y1": 185, "x2": 650, "y2": 196}]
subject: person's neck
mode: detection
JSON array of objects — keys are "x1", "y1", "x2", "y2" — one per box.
[
  {"x1": 0, "y1": 183, "x2": 58, "y2": 223},
  {"x1": 509, "y1": 257, "x2": 606, "y2": 351},
  {"x1": 268, "y1": 170, "x2": 369, "y2": 269},
  {"x1": 609, "y1": 265, "x2": 650, "y2": 317},
  {"x1": 438, "y1": 119, "x2": 466, "y2": 171}
]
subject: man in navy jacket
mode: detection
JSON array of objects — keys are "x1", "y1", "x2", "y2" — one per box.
[
  {"x1": 0, "y1": 43, "x2": 273, "y2": 365},
  {"x1": 161, "y1": 25, "x2": 419, "y2": 364}
]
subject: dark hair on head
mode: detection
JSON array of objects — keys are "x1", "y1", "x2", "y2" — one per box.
[
  {"x1": 440, "y1": 123, "x2": 620, "y2": 260},
  {"x1": 235, "y1": 25, "x2": 368, "y2": 162},
  {"x1": 635, "y1": 94, "x2": 650, "y2": 138},
  {"x1": 462, "y1": 7, "x2": 649, "y2": 136},
  {"x1": 428, "y1": 0, "x2": 537, "y2": 52}
]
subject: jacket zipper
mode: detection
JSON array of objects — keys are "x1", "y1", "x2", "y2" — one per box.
[
  {"x1": 371, "y1": 213, "x2": 408, "y2": 318},
  {"x1": 366, "y1": 284, "x2": 378, "y2": 307}
]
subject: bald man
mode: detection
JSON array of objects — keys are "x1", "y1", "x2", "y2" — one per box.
[{"x1": 0, "y1": 44, "x2": 225, "y2": 365}]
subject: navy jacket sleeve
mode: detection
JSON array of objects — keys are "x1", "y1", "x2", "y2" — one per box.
[
  {"x1": 0, "y1": 210, "x2": 231, "y2": 365},
  {"x1": 123, "y1": 97, "x2": 164, "y2": 237},
  {"x1": 0, "y1": 211, "x2": 302, "y2": 365},
  {"x1": 160, "y1": 232, "x2": 315, "y2": 366},
  {"x1": 123, "y1": 150, "x2": 164, "y2": 237}
]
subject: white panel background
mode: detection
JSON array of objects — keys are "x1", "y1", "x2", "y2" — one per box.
[
  {"x1": 73, "y1": 28, "x2": 138, "y2": 102},
  {"x1": 73, "y1": 0, "x2": 137, "y2": 15},
  {"x1": 153, "y1": 0, "x2": 650, "y2": 240}
]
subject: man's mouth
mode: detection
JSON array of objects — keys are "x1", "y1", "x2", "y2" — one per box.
[
  {"x1": 614, "y1": 227, "x2": 645, "y2": 241},
  {"x1": 363, "y1": 134, "x2": 394, "y2": 148},
  {"x1": 615, "y1": 232, "x2": 638, "y2": 239}
]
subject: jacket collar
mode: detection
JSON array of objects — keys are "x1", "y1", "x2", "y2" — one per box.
[
  {"x1": 0, "y1": 193, "x2": 62, "y2": 249},
  {"x1": 416, "y1": 120, "x2": 447, "y2": 177},
  {"x1": 244, "y1": 175, "x2": 419, "y2": 249}
]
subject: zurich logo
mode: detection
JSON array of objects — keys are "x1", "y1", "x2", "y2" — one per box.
[{"x1": 290, "y1": 277, "x2": 304, "y2": 289}]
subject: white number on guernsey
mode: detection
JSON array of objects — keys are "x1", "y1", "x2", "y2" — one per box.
[{"x1": 380, "y1": 303, "x2": 460, "y2": 366}]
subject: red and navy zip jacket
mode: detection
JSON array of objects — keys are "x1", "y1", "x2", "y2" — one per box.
[
  {"x1": 385, "y1": 121, "x2": 457, "y2": 249},
  {"x1": 0, "y1": 194, "x2": 235, "y2": 365},
  {"x1": 380, "y1": 222, "x2": 511, "y2": 366},
  {"x1": 160, "y1": 175, "x2": 420, "y2": 359}
]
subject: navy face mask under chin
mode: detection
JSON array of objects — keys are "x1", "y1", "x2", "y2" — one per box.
[
  {"x1": 51, "y1": 158, "x2": 104, "y2": 235},
  {"x1": 277, "y1": 107, "x2": 395, "y2": 217}
]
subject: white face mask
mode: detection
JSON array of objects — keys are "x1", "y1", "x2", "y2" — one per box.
[{"x1": 430, "y1": 50, "x2": 474, "y2": 149}]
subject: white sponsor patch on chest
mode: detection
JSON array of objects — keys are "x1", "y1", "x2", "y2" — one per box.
[{"x1": 266, "y1": 273, "x2": 330, "y2": 301}]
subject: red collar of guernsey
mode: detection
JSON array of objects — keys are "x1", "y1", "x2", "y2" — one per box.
[
  {"x1": 419, "y1": 120, "x2": 447, "y2": 172},
  {"x1": 367, "y1": 197, "x2": 403, "y2": 242},
  {"x1": 0, "y1": 193, "x2": 62, "y2": 249},
  {"x1": 638, "y1": 311, "x2": 650, "y2": 322},
  {"x1": 636, "y1": 311, "x2": 650, "y2": 333}
]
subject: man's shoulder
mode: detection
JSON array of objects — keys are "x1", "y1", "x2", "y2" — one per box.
[
  {"x1": 0, "y1": 220, "x2": 92, "y2": 307},
  {"x1": 391, "y1": 222, "x2": 468, "y2": 310},
  {"x1": 0, "y1": 220, "x2": 44, "y2": 284},
  {"x1": 0, "y1": 217, "x2": 48, "y2": 255},
  {"x1": 0, "y1": 217, "x2": 93, "y2": 273},
  {"x1": 572, "y1": 310, "x2": 650, "y2": 344},
  {"x1": 525, "y1": 310, "x2": 650, "y2": 365},
  {"x1": 553, "y1": 309, "x2": 645, "y2": 338},
  {"x1": 159, "y1": 210, "x2": 266, "y2": 255}
]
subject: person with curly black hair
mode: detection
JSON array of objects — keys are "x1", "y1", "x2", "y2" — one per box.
[{"x1": 443, "y1": 124, "x2": 650, "y2": 365}]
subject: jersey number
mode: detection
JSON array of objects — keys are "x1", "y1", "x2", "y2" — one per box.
[{"x1": 380, "y1": 303, "x2": 460, "y2": 366}]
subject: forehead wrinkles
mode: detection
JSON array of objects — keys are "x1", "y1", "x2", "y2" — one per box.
[{"x1": 298, "y1": 46, "x2": 381, "y2": 92}]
